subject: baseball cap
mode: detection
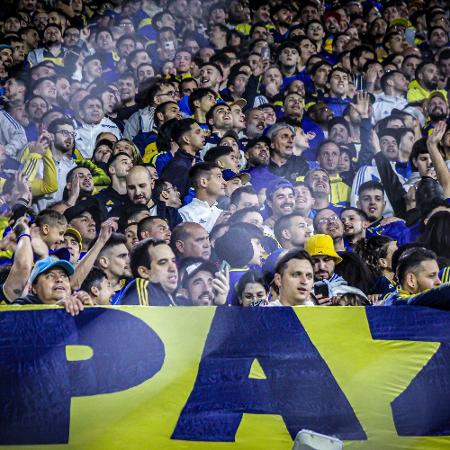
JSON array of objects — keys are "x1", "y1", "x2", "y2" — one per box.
[
  {"x1": 266, "y1": 123, "x2": 296, "y2": 141},
  {"x1": 64, "y1": 227, "x2": 83, "y2": 250},
  {"x1": 245, "y1": 136, "x2": 271, "y2": 152},
  {"x1": 222, "y1": 169, "x2": 251, "y2": 184},
  {"x1": 180, "y1": 261, "x2": 218, "y2": 287},
  {"x1": 265, "y1": 179, "x2": 294, "y2": 200},
  {"x1": 30, "y1": 256, "x2": 75, "y2": 284}
]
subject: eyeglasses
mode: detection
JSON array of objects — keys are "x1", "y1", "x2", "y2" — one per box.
[
  {"x1": 317, "y1": 215, "x2": 339, "y2": 226},
  {"x1": 56, "y1": 130, "x2": 75, "y2": 138}
]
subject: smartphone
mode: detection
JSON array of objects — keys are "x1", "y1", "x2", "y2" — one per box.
[
  {"x1": 314, "y1": 281, "x2": 329, "y2": 299},
  {"x1": 261, "y1": 47, "x2": 270, "y2": 61},
  {"x1": 219, "y1": 260, "x2": 230, "y2": 274}
]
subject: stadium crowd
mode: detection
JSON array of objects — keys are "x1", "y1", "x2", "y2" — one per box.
[{"x1": 0, "y1": 0, "x2": 449, "y2": 314}]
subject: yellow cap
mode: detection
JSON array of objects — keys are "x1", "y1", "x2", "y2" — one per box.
[
  {"x1": 64, "y1": 227, "x2": 83, "y2": 250},
  {"x1": 304, "y1": 234, "x2": 342, "y2": 264}
]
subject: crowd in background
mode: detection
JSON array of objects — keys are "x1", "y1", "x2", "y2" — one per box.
[{"x1": 0, "y1": 0, "x2": 449, "y2": 313}]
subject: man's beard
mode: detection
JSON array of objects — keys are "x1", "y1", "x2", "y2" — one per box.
[{"x1": 429, "y1": 110, "x2": 447, "y2": 121}]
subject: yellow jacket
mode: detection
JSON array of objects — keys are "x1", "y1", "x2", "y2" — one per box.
[
  {"x1": 20, "y1": 146, "x2": 58, "y2": 197},
  {"x1": 407, "y1": 80, "x2": 448, "y2": 103}
]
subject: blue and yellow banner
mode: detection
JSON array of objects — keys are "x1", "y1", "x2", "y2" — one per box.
[{"x1": 1, "y1": 305, "x2": 450, "y2": 449}]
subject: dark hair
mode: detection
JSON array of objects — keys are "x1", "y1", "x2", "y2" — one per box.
[
  {"x1": 419, "y1": 211, "x2": 450, "y2": 260},
  {"x1": 137, "y1": 216, "x2": 167, "y2": 240},
  {"x1": 275, "y1": 248, "x2": 313, "y2": 277},
  {"x1": 188, "y1": 162, "x2": 220, "y2": 189},
  {"x1": 80, "y1": 267, "x2": 108, "y2": 293},
  {"x1": 229, "y1": 185, "x2": 257, "y2": 206},
  {"x1": 235, "y1": 269, "x2": 268, "y2": 301},
  {"x1": 171, "y1": 118, "x2": 196, "y2": 145},
  {"x1": 342, "y1": 206, "x2": 369, "y2": 222},
  {"x1": 228, "y1": 206, "x2": 262, "y2": 225},
  {"x1": 409, "y1": 138, "x2": 429, "y2": 170},
  {"x1": 130, "y1": 238, "x2": 167, "y2": 278},
  {"x1": 355, "y1": 235, "x2": 393, "y2": 276},
  {"x1": 334, "y1": 251, "x2": 376, "y2": 293},
  {"x1": 396, "y1": 247, "x2": 437, "y2": 284},
  {"x1": 98, "y1": 233, "x2": 128, "y2": 258},
  {"x1": 47, "y1": 117, "x2": 73, "y2": 134},
  {"x1": 358, "y1": 180, "x2": 384, "y2": 196},
  {"x1": 273, "y1": 213, "x2": 305, "y2": 244}
]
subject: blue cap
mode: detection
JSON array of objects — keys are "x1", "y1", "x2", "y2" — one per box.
[
  {"x1": 222, "y1": 169, "x2": 251, "y2": 184},
  {"x1": 30, "y1": 256, "x2": 75, "y2": 284},
  {"x1": 265, "y1": 178, "x2": 294, "y2": 200}
]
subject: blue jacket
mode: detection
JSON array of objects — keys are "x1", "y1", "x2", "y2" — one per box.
[{"x1": 384, "y1": 283, "x2": 450, "y2": 310}]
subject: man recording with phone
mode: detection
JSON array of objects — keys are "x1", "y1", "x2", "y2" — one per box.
[{"x1": 304, "y1": 234, "x2": 367, "y2": 305}]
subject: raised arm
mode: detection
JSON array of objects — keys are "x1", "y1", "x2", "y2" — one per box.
[{"x1": 427, "y1": 121, "x2": 450, "y2": 198}]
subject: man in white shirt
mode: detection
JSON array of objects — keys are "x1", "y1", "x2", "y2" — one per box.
[
  {"x1": 372, "y1": 70, "x2": 408, "y2": 123},
  {"x1": 178, "y1": 162, "x2": 226, "y2": 232},
  {"x1": 75, "y1": 95, "x2": 121, "y2": 159}
]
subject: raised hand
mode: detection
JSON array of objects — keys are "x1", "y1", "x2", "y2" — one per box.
[{"x1": 427, "y1": 121, "x2": 446, "y2": 148}]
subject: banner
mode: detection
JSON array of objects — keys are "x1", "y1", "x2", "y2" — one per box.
[{"x1": 1, "y1": 305, "x2": 450, "y2": 449}]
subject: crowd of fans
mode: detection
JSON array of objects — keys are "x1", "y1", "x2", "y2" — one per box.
[{"x1": 0, "y1": 0, "x2": 449, "y2": 314}]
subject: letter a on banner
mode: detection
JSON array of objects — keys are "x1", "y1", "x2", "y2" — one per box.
[
  {"x1": 172, "y1": 307, "x2": 366, "y2": 442},
  {"x1": 0, "y1": 308, "x2": 165, "y2": 446}
]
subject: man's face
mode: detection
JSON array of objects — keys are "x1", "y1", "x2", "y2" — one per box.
[
  {"x1": 218, "y1": 153, "x2": 239, "y2": 174},
  {"x1": 34, "y1": 79, "x2": 57, "y2": 102},
  {"x1": 315, "y1": 209, "x2": 344, "y2": 239},
  {"x1": 53, "y1": 124, "x2": 75, "y2": 153},
  {"x1": 379, "y1": 135, "x2": 399, "y2": 161},
  {"x1": 269, "y1": 187, "x2": 295, "y2": 218},
  {"x1": 430, "y1": 28, "x2": 448, "y2": 48},
  {"x1": 341, "y1": 210, "x2": 367, "y2": 238},
  {"x1": 246, "y1": 110, "x2": 265, "y2": 138},
  {"x1": 111, "y1": 154, "x2": 133, "y2": 178},
  {"x1": 308, "y1": 170, "x2": 331, "y2": 196},
  {"x1": 230, "y1": 104, "x2": 246, "y2": 130},
  {"x1": 33, "y1": 268, "x2": 71, "y2": 303},
  {"x1": 318, "y1": 143, "x2": 340, "y2": 173},
  {"x1": 277, "y1": 259, "x2": 314, "y2": 305},
  {"x1": 440, "y1": 57, "x2": 450, "y2": 78},
  {"x1": 62, "y1": 235, "x2": 81, "y2": 264},
  {"x1": 197, "y1": 91, "x2": 216, "y2": 113},
  {"x1": 118, "y1": 77, "x2": 136, "y2": 102},
  {"x1": 246, "y1": 141, "x2": 270, "y2": 166},
  {"x1": 402, "y1": 57, "x2": 422, "y2": 80},
  {"x1": 294, "y1": 185, "x2": 315, "y2": 214},
  {"x1": 70, "y1": 212, "x2": 97, "y2": 242},
  {"x1": 106, "y1": 243, "x2": 131, "y2": 279},
  {"x1": 414, "y1": 153, "x2": 435, "y2": 177},
  {"x1": 287, "y1": 216, "x2": 312, "y2": 247},
  {"x1": 392, "y1": 72, "x2": 408, "y2": 93},
  {"x1": 279, "y1": 47, "x2": 299, "y2": 67},
  {"x1": 199, "y1": 65, "x2": 222, "y2": 89},
  {"x1": 284, "y1": 94, "x2": 304, "y2": 118},
  {"x1": 81, "y1": 99, "x2": 104, "y2": 124},
  {"x1": 174, "y1": 51, "x2": 192, "y2": 73},
  {"x1": 131, "y1": 50, "x2": 151, "y2": 69},
  {"x1": 12, "y1": 40, "x2": 26, "y2": 63},
  {"x1": 64, "y1": 28, "x2": 80, "y2": 47},
  {"x1": 419, "y1": 64, "x2": 440, "y2": 90},
  {"x1": 96, "y1": 31, "x2": 114, "y2": 52},
  {"x1": 127, "y1": 170, "x2": 152, "y2": 205},
  {"x1": 89, "y1": 44, "x2": 107, "y2": 71},
  {"x1": 329, "y1": 124, "x2": 349, "y2": 145},
  {"x1": 186, "y1": 122, "x2": 205, "y2": 150},
  {"x1": 5, "y1": 79, "x2": 26, "y2": 102},
  {"x1": 43, "y1": 26, "x2": 62, "y2": 45},
  {"x1": 144, "y1": 218, "x2": 171, "y2": 243},
  {"x1": 313, "y1": 64, "x2": 332, "y2": 89},
  {"x1": 160, "y1": 181, "x2": 182, "y2": 208},
  {"x1": 312, "y1": 255, "x2": 336, "y2": 281},
  {"x1": 428, "y1": 96, "x2": 448, "y2": 120},
  {"x1": 408, "y1": 260, "x2": 441, "y2": 293},
  {"x1": 149, "y1": 244, "x2": 178, "y2": 293},
  {"x1": 275, "y1": 7, "x2": 293, "y2": 26},
  {"x1": 124, "y1": 224, "x2": 138, "y2": 250},
  {"x1": 56, "y1": 78, "x2": 71, "y2": 103},
  {"x1": 234, "y1": 192, "x2": 259, "y2": 211},
  {"x1": 180, "y1": 226, "x2": 211, "y2": 260},
  {"x1": 211, "y1": 104, "x2": 233, "y2": 130},
  {"x1": 272, "y1": 128, "x2": 295, "y2": 158},
  {"x1": 187, "y1": 270, "x2": 215, "y2": 305},
  {"x1": 387, "y1": 33, "x2": 405, "y2": 54},
  {"x1": 72, "y1": 167, "x2": 94, "y2": 192},
  {"x1": 329, "y1": 70, "x2": 349, "y2": 96},
  {"x1": 357, "y1": 188, "x2": 385, "y2": 222},
  {"x1": 118, "y1": 38, "x2": 136, "y2": 58},
  {"x1": 137, "y1": 64, "x2": 155, "y2": 83}
]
